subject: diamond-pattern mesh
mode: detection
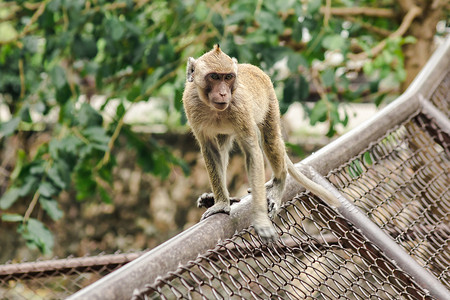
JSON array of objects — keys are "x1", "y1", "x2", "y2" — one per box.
[{"x1": 135, "y1": 193, "x2": 432, "y2": 299}]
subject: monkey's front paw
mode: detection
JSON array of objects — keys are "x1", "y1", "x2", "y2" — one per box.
[
  {"x1": 254, "y1": 223, "x2": 278, "y2": 244},
  {"x1": 197, "y1": 193, "x2": 240, "y2": 208},
  {"x1": 200, "y1": 202, "x2": 231, "y2": 220}
]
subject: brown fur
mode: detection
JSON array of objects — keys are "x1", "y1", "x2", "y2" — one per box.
[{"x1": 183, "y1": 45, "x2": 339, "y2": 242}]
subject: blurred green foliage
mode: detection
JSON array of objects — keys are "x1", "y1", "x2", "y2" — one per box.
[{"x1": 0, "y1": 0, "x2": 436, "y2": 253}]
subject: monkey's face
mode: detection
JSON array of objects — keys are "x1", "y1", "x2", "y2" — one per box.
[
  {"x1": 205, "y1": 72, "x2": 235, "y2": 111},
  {"x1": 186, "y1": 45, "x2": 239, "y2": 111}
]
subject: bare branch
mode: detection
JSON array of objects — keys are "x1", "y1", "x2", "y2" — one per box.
[
  {"x1": 323, "y1": 0, "x2": 331, "y2": 27},
  {"x1": 320, "y1": 6, "x2": 396, "y2": 18},
  {"x1": 19, "y1": 59, "x2": 25, "y2": 99},
  {"x1": 397, "y1": 0, "x2": 416, "y2": 13},
  {"x1": 344, "y1": 16, "x2": 391, "y2": 37},
  {"x1": 349, "y1": 5, "x2": 422, "y2": 60}
]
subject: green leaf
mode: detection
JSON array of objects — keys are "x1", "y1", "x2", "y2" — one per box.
[
  {"x1": 307, "y1": 0, "x2": 321, "y2": 13},
  {"x1": 283, "y1": 75, "x2": 309, "y2": 104},
  {"x1": 309, "y1": 99, "x2": 328, "y2": 125},
  {"x1": 363, "y1": 61, "x2": 374, "y2": 75},
  {"x1": 98, "y1": 186, "x2": 112, "y2": 204},
  {"x1": 107, "y1": 17, "x2": 126, "y2": 41},
  {"x1": 79, "y1": 103, "x2": 103, "y2": 127},
  {"x1": 146, "y1": 43, "x2": 160, "y2": 67},
  {"x1": 82, "y1": 126, "x2": 109, "y2": 142},
  {"x1": 19, "y1": 218, "x2": 54, "y2": 254},
  {"x1": 402, "y1": 36, "x2": 416, "y2": 44},
  {"x1": 194, "y1": 2, "x2": 209, "y2": 21},
  {"x1": 321, "y1": 69, "x2": 335, "y2": 88},
  {"x1": 287, "y1": 53, "x2": 308, "y2": 72},
  {"x1": 55, "y1": 83, "x2": 72, "y2": 104},
  {"x1": 285, "y1": 142, "x2": 305, "y2": 157},
  {"x1": 363, "y1": 151, "x2": 373, "y2": 166},
  {"x1": 75, "y1": 168, "x2": 96, "y2": 201},
  {"x1": 256, "y1": 11, "x2": 284, "y2": 34},
  {"x1": 20, "y1": 106, "x2": 32, "y2": 123},
  {"x1": 0, "y1": 187, "x2": 21, "y2": 209},
  {"x1": 126, "y1": 85, "x2": 141, "y2": 102},
  {"x1": 348, "y1": 160, "x2": 364, "y2": 178},
  {"x1": 39, "y1": 182, "x2": 58, "y2": 198},
  {"x1": 18, "y1": 176, "x2": 39, "y2": 197},
  {"x1": 22, "y1": 36, "x2": 40, "y2": 53},
  {"x1": 51, "y1": 65, "x2": 67, "y2": 89},
  {"x1": 10, "y1": 149, "x2": 26, "y2": 181},
  {"x1": 72, "y1": 35, "x2": 98, "y2": 59},
  {"x1": 39, "y1": 198, "x2": 63, "y2": 221},
  {"x1": 1, "y1": 213, "x2": 23, "y2": 222},
  {"x1": 116, "y1": 102, "x2": 126, "y2": 119},
  {"x1": 322, "y1": 34, "x2": 346, "y2": 50},
  {"x1": 0, "y1": 117, "x2": 20, "y2": 136},
  {"x1": 292, "y1": 21, "x2": 303, "y2": 43},
  {"x1": 47, "y1": 161, "x2": 70, "y2": 190}
]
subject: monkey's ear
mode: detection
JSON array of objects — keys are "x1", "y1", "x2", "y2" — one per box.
[
  {"x1": 232, "y1": 57, "x2": 238, "y2": 74},
  {"x1": 187, "y1": 57, "x2": 196, "y2": 82}
]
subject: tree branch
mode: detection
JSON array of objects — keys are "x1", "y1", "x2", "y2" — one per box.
[
  {"x1": 319, "y1": 6, "x2": 396, "y2": 18},
  {"x1": 19, "y1": 59, "x2": 25, "y2": 99},
  {"x1": 323, "y1": 0, "x2": 331, "y2": 27},
  {"x1": 343, "y1": 16, "x2": 391, "y2": 37},
  {"x1": 349, "y1": 5, "x2": 422, "y2": 60}
]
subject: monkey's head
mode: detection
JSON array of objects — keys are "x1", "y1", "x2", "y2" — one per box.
[{"x1": 187, "y1": 44, "x2": 238, "y2": 111}]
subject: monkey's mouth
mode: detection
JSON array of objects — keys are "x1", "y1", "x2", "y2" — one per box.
[{"x1": 212, "y1": 102, "x2": 229, "y2": 111}]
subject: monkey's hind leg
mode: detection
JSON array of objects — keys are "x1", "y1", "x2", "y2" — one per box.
[
  {"x1": 262, "y1": 120, "x2": 288, "y2": 219},
  {"x1": 197, "y1": 193, "x2": 240, "y2": 208}
]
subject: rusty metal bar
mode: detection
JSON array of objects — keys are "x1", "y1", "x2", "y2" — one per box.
[
  {"x1": 70, "y1": 37, "x2": 450, "y2": 300},
  {"x1": 0, "y1": 252, "x2": 143, "y2": 280}
]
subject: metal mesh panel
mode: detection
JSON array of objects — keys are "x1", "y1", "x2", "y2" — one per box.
[
  {"x1": 328, "y1": 109, "x2": 449, "y2": 287},
  {"x1": 133, "y1": 194, "x2": 431, "y2": 299},
  {"x1": 0, "y1": 253, "x2": 141, "y2": 299}
]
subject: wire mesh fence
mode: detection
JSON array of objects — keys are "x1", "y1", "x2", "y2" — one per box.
[
  {"x1": 328, "y1": 73, "x2": 450, "y2": 290},
  {"x1": 134, "y1": 195, "x2": 433, "y2": 299}
]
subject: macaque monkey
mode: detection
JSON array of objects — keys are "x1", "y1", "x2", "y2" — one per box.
[{"x1": 183, "y1": 45, "x2": 338, "y2": 242}]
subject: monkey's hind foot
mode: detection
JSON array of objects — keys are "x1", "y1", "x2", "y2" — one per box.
[
  {"x1": 197, "y1": 193, "x2": 215, "y2": 208},
  {"x1": 254, "y1": 222, "x2": 278, "y2": 244},
  {"x1": 197, "y1": 193, "x2": 240, "y2": 208},
  {"x1": 200, "y1": 202, "x2": 231, "y2": 220}
]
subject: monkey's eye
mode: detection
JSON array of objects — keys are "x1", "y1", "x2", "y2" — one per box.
[
  {"x1": 209, "y1": 73, "x2": 220, "y2": 80},
  {"x1": 224, "y1": 74, "x2": 234, "y2": 80}
]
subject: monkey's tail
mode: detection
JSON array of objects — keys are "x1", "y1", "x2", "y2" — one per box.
[{"x1": 286, "y1": 157, "x2": 340, "y2": 207}]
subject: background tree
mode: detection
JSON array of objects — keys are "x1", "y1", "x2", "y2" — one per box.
[{"x1": 0, "y1": 0, "x2": 448, "y2": 254}]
